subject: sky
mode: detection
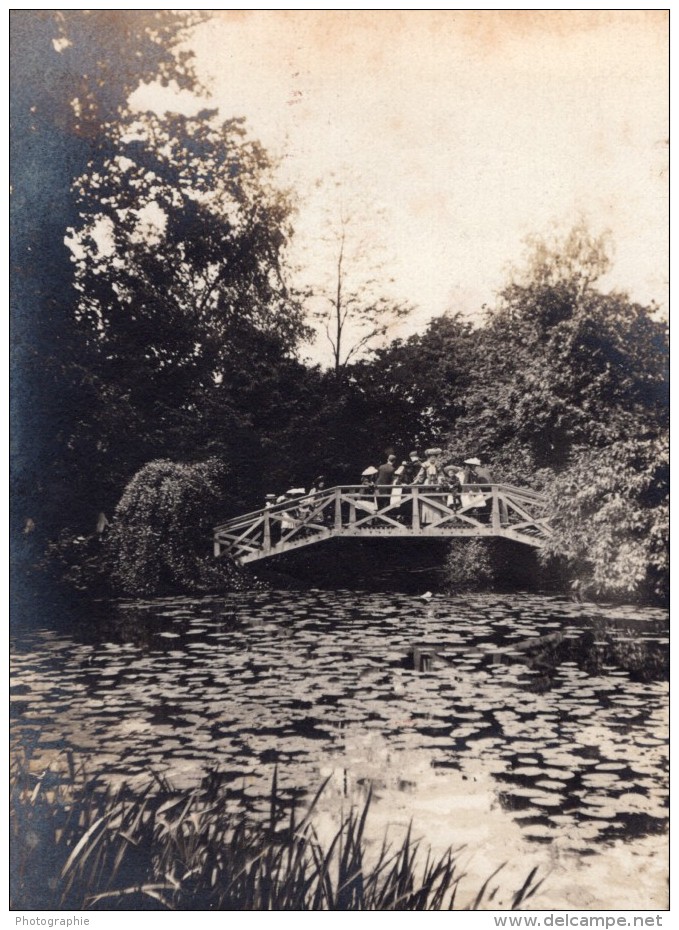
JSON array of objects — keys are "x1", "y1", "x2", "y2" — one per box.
[{"x1": 133, "y1": 10, "x2": 668, "y2": 365}]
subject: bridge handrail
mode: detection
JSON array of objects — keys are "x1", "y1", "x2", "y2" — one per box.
[{"x1": 213, "y1": 482, "x2": 546, "y2": 533}]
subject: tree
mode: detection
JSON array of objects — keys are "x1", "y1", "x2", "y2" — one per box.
[
  {"x1": 432, "y1": 223, "x2": 668, "y2": 601},
  {"x1": 66, "y1": 109, "x2": 309, "y2": 516},
  {"x1": 11, "y1": 11, "x2": 205, "y2": 544},
  {"x1": 443, "y1": 224, "x2": 668, "y2": 477},
  {"x1": 305, "y1": 179, "x2": 413, "y2": 373},
  {"x1": 355, "y1": 313, "x2": 480, "y2": 447}
]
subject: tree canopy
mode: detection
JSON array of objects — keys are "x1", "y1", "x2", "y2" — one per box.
[
  {"x1": 67, "y1": 110, "x2": 308, "y2": 509},
  {"x1": 11, "y1": 11, "x2": 204, "y2": 540},
  {"x1": 437, "y1": 227, "x2": 668, "y2": 598},
  {"x1": 443, "y1": 227, "x2": 667, "y2": 478}
]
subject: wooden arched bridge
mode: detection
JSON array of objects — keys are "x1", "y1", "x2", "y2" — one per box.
[{"x1": 213, "y1": 483, "x2": 551, "y2": 565}]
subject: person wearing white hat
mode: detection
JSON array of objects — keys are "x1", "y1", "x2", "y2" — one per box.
[
  {"x1": 460, "y1": 458, "x2": 493, "y2": 519},
  {"x1": 277, "y1": 498, "x2": 295, "y2": 533},
  {"x1": 463, "y1": 458, "x2": 480, "y2": 485},
  {"x1": 359, "y1": 466, "x2": 378, "y2": 520},
  {"x1": 463, "y1": 457, "x2": 492, "y2": 485},
  {"x1": 415, "y1": 448, "x2": 445, "y2": 486},
  {"x1": 278, "y1": 488, "x2": 304, "y2": 532}
]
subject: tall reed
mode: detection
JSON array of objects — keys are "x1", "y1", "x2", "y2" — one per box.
[{"x1": 10, "y1": 754, "x2": 543, "y2": 910}]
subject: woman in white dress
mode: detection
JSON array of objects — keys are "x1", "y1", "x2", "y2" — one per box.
[
  {"x1": 358, "y1": 467, "x2": 378, "y2": 520},
  {"x1": 414, "y1": 448, "x2": 446, "y2": 524},
  {"x1": 390, "y1": 461, "x2": 407, "y2": 510}
]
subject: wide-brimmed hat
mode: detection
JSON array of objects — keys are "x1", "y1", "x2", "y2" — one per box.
[
  {"x1": 424, "y1": 447, "x2": 443, "y2": 456},
  {"x1": 286, "y1": 487, "x2": 306, "y2": 496},
  {"x1": 464, "y1": 457, "x2": 481, "y2": 466},
  {"x1": 408, "y1": 450, "x2": 419, "y2": 458},
  {"x1": 361, "y1": 466, "x2": 378, "y2": 476},
  {"x1": 443, "y1": 465, "x2": 459, "y2": 475}
]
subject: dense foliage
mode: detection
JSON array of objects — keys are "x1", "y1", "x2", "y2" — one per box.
[
  {"x1": 11, "y1": 10, "x2": 204, "y2": 541},
  {"x1": 541, "y1": 435, "x2": 669, "y2": 601},
  {"x1": 11, "y1": 13, "x2": 667, "y2": 604},
  {"x1": 443, "y1": 227, "x2": 667, "y2": 477},
  {"x1": 434, "y1": 228, "x2": 667, "y2": 599},
  {"x1": 68, "y1": 109, "x2": 308, "y2": 512},
  {"x1": 107, "y1": 459, "x2": 240, "y2": 596}
]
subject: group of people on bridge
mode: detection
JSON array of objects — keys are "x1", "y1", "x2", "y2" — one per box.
[
  {"x1": 262, "y1": 448, "x2": 494, "y2": 533},
  {"x1": 360, "y1": 448, "x2": 491, "y2": 494},
  {"x1": 358, "y1": 448, "x2": 492, "y2": 523}
]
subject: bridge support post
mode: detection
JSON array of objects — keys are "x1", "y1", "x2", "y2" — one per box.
[
  {"x1": 412, "y1": 487, "x2": 420, "y2": 532},
  {"x1": 263, "y1": 512, "x2": 271, "y2": 552},
  {"x1": 213, "y1": 538, "x2": 222, "y2": 558},
  {"x1": 491, "y1": 488, "x2": 501, "y2": 534},
  {"x1": 334, "y1": 487, "x2": 342, "y2": 530}
]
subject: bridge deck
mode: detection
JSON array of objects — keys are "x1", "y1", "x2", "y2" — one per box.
[{"x1": 214, "y1": 484, "x2": 551, "y2": 564}]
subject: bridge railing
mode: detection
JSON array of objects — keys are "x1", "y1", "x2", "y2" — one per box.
[{"x1": 213, "y1": 483, "x2": 551, "y2": 564}]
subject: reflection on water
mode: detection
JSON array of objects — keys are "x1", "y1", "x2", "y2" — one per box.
[{"x1": 11, "y1": 591, "x2": 668, "y2": 867}]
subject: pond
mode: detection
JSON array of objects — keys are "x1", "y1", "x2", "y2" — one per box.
[{"x1": 10, "y1": 589, "x2": 668, "y2": 909}]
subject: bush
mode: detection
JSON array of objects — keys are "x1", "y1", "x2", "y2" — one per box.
[
  {"x1": 540, "y1": 434, "x2": 669, "y2": 601},
  {"x1": 443, "y1": 537, "x2": 546, "y2": 594},
  {"x1": 443, "y1": 538, "x2": 495, "y2": 591},
  {"x1": 44, "y1": 530, "x2": 114, "y2": 594},
  {"x1": 107, "y1": 458, "x2": 245, "y2": 596}
]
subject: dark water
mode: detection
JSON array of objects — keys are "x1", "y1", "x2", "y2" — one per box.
[{"x1": 11, "y1": 590, "x2": 668, "y2": 855}]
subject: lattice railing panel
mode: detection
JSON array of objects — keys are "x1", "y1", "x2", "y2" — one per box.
[{"x1": 214, "y1": 484, "x2": 551, "y2": 563}]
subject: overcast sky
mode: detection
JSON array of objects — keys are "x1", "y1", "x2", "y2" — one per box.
[{"x1": 133, "y1": 10, "x2": 668, "y2": 364}]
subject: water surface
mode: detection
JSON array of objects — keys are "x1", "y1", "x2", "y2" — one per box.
[{"x1": 11, "y1": 590, "x2": 668, "y2": 907}]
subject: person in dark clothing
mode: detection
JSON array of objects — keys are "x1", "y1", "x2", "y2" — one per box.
[
  {"x1": 473, "y1": 459, "x2": 494, "y2": 523},
  {"x1": 462, "y1": 457, "x2": 482, "y2": 486},
  {"x1": 376, "y1": 454, "x2": 397, "y2": 510},
  {"x1": 442, "y1": 466, "x2": 462, "y2": 511},
  {"x1": 264, "y1": 493, "x2": 279, "y2": 543},
  {"x1": 376, "y1": 455, "x2": 396, "y2": 486},
  {"x1": 470, "y1": 459, "x2": 492, "y2": 484},
  {"x1": 310, "y1": 475, "x2": 331, "y2": 524},
  {"x1": 311, "y1": 475, "x2": 327, "y2": 494},
  {"x1": 402, "y1": 451, "x2": 422, "y2": 484}
]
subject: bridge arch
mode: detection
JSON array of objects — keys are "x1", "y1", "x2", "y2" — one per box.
[{"x1": 213, "y1": 484, "x2": 551, "y2": 565}]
